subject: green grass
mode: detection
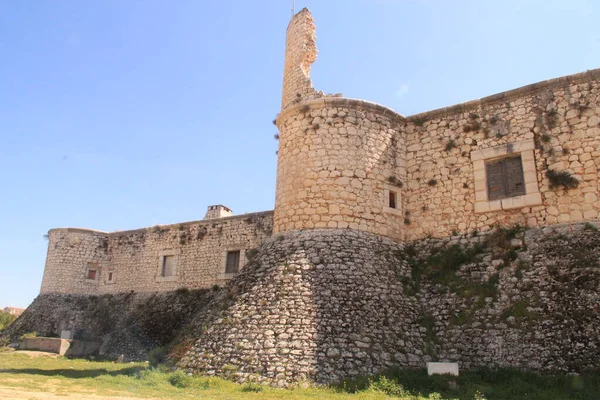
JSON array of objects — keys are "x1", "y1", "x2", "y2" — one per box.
[
  {"x1": 0, "y1": 351, "x2": 598, "y2": 399},
  {"x1": 342, "y1": 368, "x2": 600, "y2": 400}
]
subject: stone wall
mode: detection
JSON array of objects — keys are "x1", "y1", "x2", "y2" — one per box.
[
  {"x1": 11, "y1": 222, "x2": 600, "y2": 385},
  {"x1": 180, "y1": 222, "x2": 600, "y2": 386},
  {"x1": 275, "y1": 8, "x2": 599, "y2": 243},
  {"x1": 3, "y1": 289, "x2": 224, "y2": 361},
  {"x1": 40, "y1": 211, "x2": 273, "y2": 295},
  {"x1": 403, "y1": 69, "x2": 600, "y2": 240},
  {"x1": 181, "y1": 229, "x2": 424, "y2": 386},
  {"x1": 275, "y1": 99, "x2": 407, "y2": 240}
]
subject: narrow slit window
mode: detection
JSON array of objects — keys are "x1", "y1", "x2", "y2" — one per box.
[
  {"x1": 388, "y1": 191, "x2": 397, "y2": 209},
  {"x1": 107, "y1": 272, "x2": 114, "y2": 282},
  {"x1": 225, "y1": 251, "x2": 241, "y2": 274},
  {"x1": 485, "y1": 155, "x2": 526, "y2": 201}
]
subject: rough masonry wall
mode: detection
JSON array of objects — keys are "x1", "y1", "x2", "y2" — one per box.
[
  {"x1": 181, "y1": 229, "x2": 424, "y2": 386},
  {"x1": 403, "y1": 222, "x2": 600, "y2": 372},
  {"x1": 3, "y1": 289, "x2": 223, "y2": 361},
  {"x1": 404, "y1": 70, "x2": 600, "y2": 239},
  {"x1": 40, "y1": 212, "x2": 273, "y2": 295},
  {"x1": 275, "y1": 99, "x2": 407, "y2": 240},
  {"x1": 180, "y1": 223, "x2": 600, "y2": 386}
]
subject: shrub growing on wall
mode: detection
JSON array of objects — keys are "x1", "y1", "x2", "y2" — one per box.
[{"x1": 546, "y1": 170, "x2": 579, "y2": 189}]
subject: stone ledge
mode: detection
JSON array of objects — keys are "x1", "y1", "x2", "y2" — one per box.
[{"x1": 48, "y1": 227, "x2": 109, "y2": 235}]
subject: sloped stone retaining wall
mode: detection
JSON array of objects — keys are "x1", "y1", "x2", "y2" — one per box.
[
  {"x1": 181, "y1": 223, "x2": 600, "y2": 386},
  {"x1": 6, "y1": 223, "x2": 599, "y2": 386}
]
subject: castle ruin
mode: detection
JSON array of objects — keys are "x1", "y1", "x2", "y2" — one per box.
[{"x1": 10, "y1": 8, "x2": 600, "y2": 386}]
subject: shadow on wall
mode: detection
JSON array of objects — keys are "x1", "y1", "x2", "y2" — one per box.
[{"x1": 1, "y1": 289, "x2": 222, "y2": 361}]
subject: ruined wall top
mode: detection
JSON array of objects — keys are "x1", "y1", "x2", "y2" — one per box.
[{"x1": 281, "y1": 8, "x2": 319, "y2": 110}]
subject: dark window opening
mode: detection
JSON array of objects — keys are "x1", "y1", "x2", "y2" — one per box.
[
  {"x1": 86, "y1": 269, "x2": 97, "y2": 280},
  {"x1": 161, "y1": 255, "x2": 176, "y2": 277},
  {"x1": 388, "y1": 191, "x2": 397, "y2": 209},
  {"x1": 226, "y1": 251, "x2": 241, "y2": 274},
  {"x1": 107, "y1": 272, "x2": 113, "y2": 281},
  {"x1": 486, "y1": 155, "x2": 526, "y2": 201}
]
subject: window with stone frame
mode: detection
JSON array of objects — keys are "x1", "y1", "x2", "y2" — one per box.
[
  {"x1": 485, "y1": 155, "x2": 526, "y2": 201},
  {"x1": 388, "y1": 190, "x2": 397, "y2": 209},
  {"x1": 225, "y1": 250, "x2": 241, "y2": 274},
  {"x1": 471, "y1": 139, "x2": 542, "y2": 213},
  {"x1": 161, "y1": 255, "x2": 176, "y2": 277},
  {"x1": 156, "y1": 250, "x2": 179, "y2": 282},
  {"x1": 85, "y1": 263, "x2": 99, "y2": 281}
]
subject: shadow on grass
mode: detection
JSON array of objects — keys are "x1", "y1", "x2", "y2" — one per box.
[{"x1": 0, "y1": 366, "x2": 145, "y2": 379}]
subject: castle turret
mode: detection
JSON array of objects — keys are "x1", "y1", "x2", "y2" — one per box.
[
  {"x1": 40, "y1": 228, "x2": 109, "y2": 295},
  {"x1": 274, "y1": 9, "x2": 408, "y2": 241}
]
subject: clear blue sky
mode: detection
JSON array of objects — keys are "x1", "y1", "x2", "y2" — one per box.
[{"x1": 1, "y1": 0, "x2": 598, "y2": 308}]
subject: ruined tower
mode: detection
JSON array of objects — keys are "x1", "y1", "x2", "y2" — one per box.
[{"x1": 274, "y1": 8, "x2": 408, "y2": 241}]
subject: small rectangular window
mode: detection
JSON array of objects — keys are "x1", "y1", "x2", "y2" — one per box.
[
  {"x1": 162, "y1": 255, "x2": 176, "y2": 277},
  {"x1": 225, "y1": 251, "x2": 240, "y2": 274},
  {"x1": 107, "y1": 272, "x2": 114, "y2": 281},
  {"x1": 486, "y1": 156, "x2": 525, "y2": 201},
  {"x1": 388, "y1": 191, "x2": 397, "y2": 209},
  {"x1": 86, "y1": 269, "x2": 97, "y2": 280}
]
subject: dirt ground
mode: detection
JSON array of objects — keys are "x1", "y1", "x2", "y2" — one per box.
[{"x1": 0, "y1": 386, "x2": 156, "y2": 400}]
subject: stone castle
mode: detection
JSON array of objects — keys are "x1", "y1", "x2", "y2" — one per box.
[
  {"x1": 40, "y1": 8, "x2": 600, "y2": 297},
  {"x1": 14, "y1": 8, "x2": 600, "y2": 386}
]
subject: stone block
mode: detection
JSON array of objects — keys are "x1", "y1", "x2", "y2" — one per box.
[
  {"x1": 60, "y1": 330, "x2": 73, "y2": 340},
  {"x1": 427, "y1": 362, "x2": 459, "y2": 376}
]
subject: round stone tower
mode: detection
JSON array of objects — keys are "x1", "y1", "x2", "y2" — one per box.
[
  {"x1": 40, "y1": 228, "x2": 109, "y2": 295},
  {"x1": 274, "y1": 8, "x2": 408, "y2": 241}
]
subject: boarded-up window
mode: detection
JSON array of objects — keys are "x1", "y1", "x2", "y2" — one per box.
[
  {"x1": 161, "y1": 255, "x2": 176, "y2": 277},
  {"x1": 389, "y1": 191, "x2": 397, "y2": 209},
  {"x1": 485, "y1": 156, "x2": 526, "y2": 201},
  {"x1": 225, "y1": 251, "x2": 240, "y2": 274},
  {"x1": 86, "y1": 269, "x2": 97, "y2": 280}
]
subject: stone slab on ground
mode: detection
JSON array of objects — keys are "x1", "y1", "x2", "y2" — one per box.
[{"x1": 427, "y1": 362, "x2": 459, "y2": 376}]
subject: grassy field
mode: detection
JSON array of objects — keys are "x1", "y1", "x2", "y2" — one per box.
[{"x1": 0, "y1": 349, "x2": 598, "y2": 400}]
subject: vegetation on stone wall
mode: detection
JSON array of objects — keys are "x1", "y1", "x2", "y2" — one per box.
[{"x1": 546, "y1": 169, "x2": 580, "y2": 189}]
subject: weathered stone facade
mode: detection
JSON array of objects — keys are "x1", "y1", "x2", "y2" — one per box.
[
  {"x1": 40, "y1": 7, "x2": 599, "y2": 297},
  {"x1": 17, "y1": 6, "x2": 600, "y2": 388},
  {"x1": 403, "y1": 72, "x2": 600, "y2": 240},
  {"x1": 274, "y1": 8, "x2": 600, "y2": 242},
  {"x1": 180, "y1": 223, "x2": 600, "y2": 385},
  {"x1": 40, "y1": 210, "x2": 273, "y2": 295}
]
